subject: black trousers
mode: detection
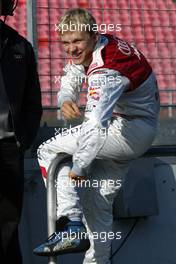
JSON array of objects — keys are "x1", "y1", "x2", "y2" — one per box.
[{"x1": 0, "y1": 137, "x2": 24, "y2": 264}]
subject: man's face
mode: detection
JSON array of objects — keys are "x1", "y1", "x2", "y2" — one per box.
[{"x1": 60, "y1": 30, "x2": 98, "y2": 66}]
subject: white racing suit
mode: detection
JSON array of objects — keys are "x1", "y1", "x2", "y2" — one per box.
[{"x1": 38, "y1": 34, "x2": 160, "y2": 264}]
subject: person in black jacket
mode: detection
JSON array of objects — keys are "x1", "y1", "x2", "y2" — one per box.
[{"x1": 0, "y1": 0, "x2": 42, "y2": 263}]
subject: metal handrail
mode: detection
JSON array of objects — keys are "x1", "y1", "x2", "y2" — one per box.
[{"x1": 47, "y1": 153, "x2": 72, "y2": 264}]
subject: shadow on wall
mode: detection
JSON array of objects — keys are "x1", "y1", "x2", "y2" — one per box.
[{"x1": 112, "y1": 157, "x2": 176, "y2": 264}]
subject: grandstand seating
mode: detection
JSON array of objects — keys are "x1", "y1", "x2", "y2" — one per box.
[
  {"x1": 37, "y1": 0, "x2": 175, "y2": 107},
  {"x1": 38, "y1": 0, "x2": 176, "y2": 106},
  {"x1": 4, "y1": 0, "x2": 176, "y2": 107}
]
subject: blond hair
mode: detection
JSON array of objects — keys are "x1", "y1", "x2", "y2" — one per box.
[{"x1": 57, "y1": 8, "x2": 97, "y2": 35}]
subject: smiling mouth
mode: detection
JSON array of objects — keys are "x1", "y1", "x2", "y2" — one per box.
[{"x1": 72, "y1": 53, "x2": 82, "y2": 59}]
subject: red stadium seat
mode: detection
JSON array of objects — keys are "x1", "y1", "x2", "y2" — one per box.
[
  {"x1": 146, "y1": 43, "x2": 158, "y2": 59},
  {"x1": 130, "y1": 10, "x2": 142, "y2": 26},
  {"x1": 144, "y1": 26, "x2": 156, "y2": 42},
  {"x1": 169, "y1": 44, "x2": 176, "y2": 59},
  {"x1": 157, "y1": 43, "x2": 170, "y2": 59},
  {"x1": 143, "y1": 11, "x2": 153, "y2": 26},
  {"x1": 37, "y1": 8, "x2": 49, "y2": 24},
  {"x1": 103, "y1": 1, "x2": 114, "y2": 9},
  {"x1": 145, "y1": 0, "x2": 156, "y2": 9},
  {"x1": 42, "y1": 93, "x2": 52, "y2": 107},
  {"x1": 171, "y1": 28, "x2": 176, "y2": 42},
  {"x1": 50, "y1": 42, "x2": 66, "y2": 59},
  {"x1": 38, "y1": 59, "x2": 50, "y2": 76},
  {"x1": 171, "y1": 59, "x2": 176, "y2": 74},
  {"x1": 39, "y1": 75, "x2": 51, "y2": 92},
  {"x1": 144, "y1": 11, "x2": 161, "y2": 27},
  {"x1": 149, "y1": 59, "x2": 163, "y2": 74},
  {"x1": 37, "y1": 0, "x2": 48, "y2": 7},
  {"x1": 155, "y1": 1, "x2": 166, "y2": 9},
  {"x1": 159, "y1": 91, "x2": 172, "y2": 105},
  {"x1": 61, "y1": 0, "x2": 80, "y2": 8},
  {"x1": 51, "y1": 93, "x2": 59, "y2": 107},
  {"x1": 132, "y1": 26, "x2": 144, "y2": 42},
  {"x1": 89, "y1": 1, "x2": 102, "y2": 8},
  {"x1": 129, "y1": 0, "x2": 143, "y2": 9},
  {"x1": 159, "y1": 59, "x2": 172, "y2": 75},
  {"x1": 38, "y1": 41, "x2": 50, "y2": 58},
  {"x1": 118, "y1": 10, "x2": 130, "y2": 26},
  {"x1": 37, "y1": 25, "x2": 49, "y2": 39},
  {"x1": 48, "y1": 8, "x2": 65, "y2": 25},
  {"x1": 158, "y1": 11, "x2": 170, "y2": 27},
  {"x1": 119, "y1": 26, "x2": 134, "y2": 42},
  {"x1": 170, "y1": 11, "x2": 176, "y2": 26},
  {"x1": 50, "y1": 59, "x2": 65, "y2": 76},
  {"x1": 103, "y1": 10, "x2": 120, "y2": 25},
  {"x1": 156, "y1": 27, "x2": 174, "y2": 43},
  {"x1": 157, "y1": 75, "x2": 167, "y2": 90},
  {"x1": 91, "y1": 10, "x2": 104, "y2": 24},
  {"x1": 157, "y1": 72, "x2": 176, "y2": 91},
  {"x1": 167, "y1": 0, "x2": 176, "y2": 10},
  {"x1": 49, "y1": 0, "x2": 62, "y2": 7},
  {"x1": 115, "y1": 0, "x2": 129, "y2": 10}
]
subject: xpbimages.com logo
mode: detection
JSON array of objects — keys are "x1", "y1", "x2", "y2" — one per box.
[
  {"x1": 55, "y1": 178, "x2": 122, "y2": 189},
  {"x1": 55, "y1": 21, "x2": 121, "y2": 34},
  {"x1": 56, "y1": 230, "x2": 122, "y2": 243},
  {"x1": 54, "y1": 74, "x2": 122, "y2": 86}
]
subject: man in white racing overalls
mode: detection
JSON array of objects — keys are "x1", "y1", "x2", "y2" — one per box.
[{"x1": 34, "y1": 8, "x2": 160, "y2": 264}]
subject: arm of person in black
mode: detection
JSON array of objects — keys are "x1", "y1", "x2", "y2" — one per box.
[{"x1": 21, "y1": 42, "x2": 42, "y2": 150}]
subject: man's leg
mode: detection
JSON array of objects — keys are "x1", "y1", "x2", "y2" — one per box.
[
  {"x1": 37, "y1": 125, "x2": 81, "y2": 186},
  {"x1": 56, "y1": 163, "x2": 83, "y2": 221},
  {"x1": 0, "y1": 138, "x2": 24, "y2": 264},
  {"x1": 82, "y1": 118, "x2": 156, "y2": 264},
  {"x1": 33, "y1": 125, "x2": 90, "y2": 255},
  {"x1": 82, "y1": 159, "x2": 130, "y2": 264}
]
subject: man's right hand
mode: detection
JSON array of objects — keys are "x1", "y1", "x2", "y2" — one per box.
[{"x1": 61, "y1": 101, "x2": 81, "y2": 120}]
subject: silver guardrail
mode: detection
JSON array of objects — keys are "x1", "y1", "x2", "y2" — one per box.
[{"x1": 47, "y1": 153, "x2": 72, "y2": 264}]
